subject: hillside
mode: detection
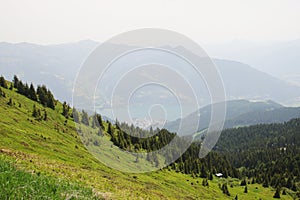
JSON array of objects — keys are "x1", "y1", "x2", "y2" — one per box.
[
  {"x1": 165, "y1": 99, "x2": 300, "y2": 135},
  {"x1": 0, "y1": 77, "x2": 297, "y2": 199}
]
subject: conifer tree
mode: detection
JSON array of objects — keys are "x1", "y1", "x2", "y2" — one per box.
[
  {"x1": 13, "y1": 75, "x2": 19, "y2": 89},
  {"x1": 43, "y1": 110, "x2": 48, "y2": 121},
  {"x1": 0, "y1": 75, "x2": 7, "y2": 88},
  {"x1": 97, "y1": 114, "x2": 104, "y2": 128},
  {"x1": 273, "y1": 187, "x2": 281, "y2": 198},
  {"x1": 202, "y1": 179, "x2": 209, "y2": 187},
  {"x1": 17, "y1": 81, "x2": 25, "y2": 95},
  {"x1": 221, "y1": 183, "x2": 230, "y2": 196},
  {"x1": 7, "y1": 98, "x2": 13, "y2": 106},
  {"x1": 62, "y1": 101, "x2": 70, "y2": 118},
  {"x1": 72, "y1": 107, "x2": 79, "y2": 122},
  {"x1": 32, "y1": 104, "x2": 38, "y2": 118},
  {"x1": 81, "y1": 110, "x2": 89, "y2": 126},
  {"x1": 241, "y1": 179, "x2": 247, "y2": 186},
  {"x1": 200, "y1": 165, "x2": 208, "y2": 178},
  {"x1": 282, "y1": 189, "x2": 286, "y2": 195},
  {"x1": 24, "y1": 83, "x2": 29, "y2": 97},
  {"x1": 107, "y1": 122, "x2": 113, "y2": 136},
  {"x1": 244, "y1": 185, "x2": 248, "y2": 193},
  {"x1": 29, "y1": 83, "x2": 38, "y2": 101}
]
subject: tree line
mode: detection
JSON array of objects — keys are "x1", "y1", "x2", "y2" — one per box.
[{"x1": 11, "y1": 75, "x2": 56, "y2": 109}]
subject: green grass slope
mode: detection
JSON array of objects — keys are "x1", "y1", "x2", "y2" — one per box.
[{"x1": 0, "y1": 85, "x2": 295, "y2": 199}]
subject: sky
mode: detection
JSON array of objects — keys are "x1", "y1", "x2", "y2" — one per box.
[{"x1": 0, "y1": 0, "x2": 299, "y2": 45}]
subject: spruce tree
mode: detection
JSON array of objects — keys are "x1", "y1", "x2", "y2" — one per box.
[
  {"x1": 241, "y1": 179, "x2": 247, "y2": 186},
  {"x1": 107, "y1": 123, "x2": 113, "y2": 136},
  {"x1": 0, "y1": 75, "x2": 7, "y2": 88},
  {"x1": 72, "y1": 108, "x2": 79, "y2": 122},
  {"x1": 97, "y1": 114, "x2": 104, "y2": 128},
  {"x1": 17, "y1": 81, "x2": 25, "y2": 95},
  {"x1": 29, "y1": 83, "x2": 38, "y2": 101},
  {"x1": 32, "y1": 104, "x2": 38, "y2": 118},
  {"x1": 13, "y1": 75, "x2": 19, "y2": 88},
  {"x1": 273, "y1": 187, "x2": 281, "y2": 198},
  {"x1": 221, "y1": 183, "x2": 230, "y2": 196},
  {"x1": 81, "y1": 110, "x2": 89, "y2": 126},
  {"x1": 244, "y1": 186, "x2": 248, "y2": 193},
  {"x1": 282, "y1": 189, "x2": 286, "y2": 195},
  {"x1": 7, "y1": 98, "x2": 13, "y2": 106},
  {"x1": 202, "y1": 179, "x2": 209, "y2": 187},
  {"x1": 43, "y1": 110, "x2": 48, "y2": 121},
  {"x1": 200, "y1": 165, "x2": 208, "y2": 178},
  {"x1": 62, "y1": 101, "x2": 70, "y2": 118}
]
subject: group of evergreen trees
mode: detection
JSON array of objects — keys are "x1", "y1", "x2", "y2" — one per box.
[
  {"x1": 32, "y1": 104, "x2": 48, "y2": 121},
  {"x1": 101, "y1": 120, "x2": 240, "y2": 178},
  {"x1": 215, "y1": 118, "x2": 300, "y2": 193},
  {"x1": 13, "y1": 75, "x2": 56, "y2": 109}
]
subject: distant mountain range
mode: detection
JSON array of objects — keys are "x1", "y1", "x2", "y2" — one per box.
[
  {"x1": 205, "y1": 39, "x2": 300, "y2": 86},
  {"x1": 0, "y1": 40, "x2": 300, "y2": 112},
  {"x1": 164, "y1": 99, "x2": 300, "y2": 135}
]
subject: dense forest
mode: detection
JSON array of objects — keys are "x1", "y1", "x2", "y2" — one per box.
[{"x1": 215, "y1": 120, "x2": 300, "y2": 191}]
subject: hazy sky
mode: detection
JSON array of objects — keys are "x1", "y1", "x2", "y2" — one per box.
[{"x1": 0, "y1": 0, "x2": 299, "y2": 45}]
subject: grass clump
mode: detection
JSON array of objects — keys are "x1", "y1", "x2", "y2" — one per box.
[{"x1": 0, "y1": 156, "x2": 100, "y2": 200}]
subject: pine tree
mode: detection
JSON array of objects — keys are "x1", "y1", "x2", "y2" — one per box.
[
  {"x1": 62, "y1": 101, "x2": 70, "y2": 118},
  {"x1": 17, "y1": 81, "x2": 25, "y2": 95},
  {"x1": 28, "y1": 83, "x2": 38, "y2": 101},
  {"x1": 200, "y1": 165, "x2": 208, "y2": 178},
  {"x1": 46, "y1": 89, "x2": 55, "y2": 109},
  {"x1": 244, "y1": 185, "x2": 248, "y2": 193},
  {"x1": 291, "y1": 183, "x2": 297, "y2": 192},
  {"x1": 273, "y1": 187, "x2": 281, "y2": 198},
  {"x1": 282, "y1": 189, "x2": 286, "y2": 195},
  {"x1": 107, "y1": 123, "x2": 113, "y2": 136},
  {"x1": 81, "y1": 110, "x2": 89, "y2": 126},
  {"x1": 241, "y1": 179, "x2": 247, "y2": 186},
  {"x1": 24, "y1": 83, "x2": 29, "y2": 97},
  {"x1": 7, "y1": 98, "x2": 13, "y2": 106},
  {"x1": 221, "y1": 183, "x2": 230, "y2": 196},
  {"x1": 202, "y1": 179, "x2": 209, "y2": 187},
  {"x1": 32, "y1": 104, "x2": 39, "y2": 118},
  {"x1": 43, "y1": 110, "x2": 48, "y2": 121},
  {"x1": 263, "y1": 177, "x2": 269, "y2": 188},
  {"x1": 37, "y1": 85, "x2": 47, "y2": 106},
  {"x1": 0, "y1": 75, "x2": 7, "y2": 88},
  {"x1": 72, "y1": 108, "x2": 79, "y2": 122},
  {"x1": 286, "y1": 176, "x2": 293, "y2": 189},
  {"x1": 13, "y1": 75, "x2": 19, "y2": 88},
  {"x1": 97, "y1": 114, "x2": 104, "y2": 128}
]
